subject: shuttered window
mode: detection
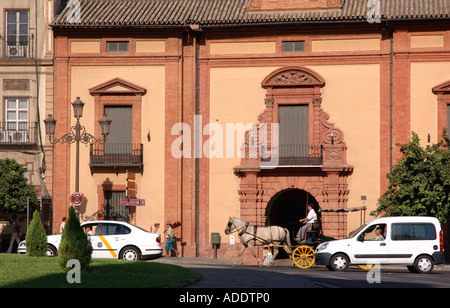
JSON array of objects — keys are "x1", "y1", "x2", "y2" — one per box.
[
  {"x1": 106, "y1": 41, "x2": 129, "y2": 53},
  {"x1": 278, "y1": 105, "x2": 308, "y2": 157},
  {"x1": 104, "y1": 106, "x2": 132, "y2": 154},
  {"x1": 282, "y1": 41, "x2": 305, "y2": 53}
]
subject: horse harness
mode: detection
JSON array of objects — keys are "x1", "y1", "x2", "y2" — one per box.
[{"x1": 228, "y1": 220, "x2": 276, "y2": 246}]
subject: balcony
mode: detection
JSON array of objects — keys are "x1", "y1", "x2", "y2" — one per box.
[
  {"x1": 0, "y1": 122, "x2": 38, "y2": 146},
  {"x1": 90, "y1": 143, "x2": 143, "y2": 173},
  {"x1": 261, "y1": 144, "x2": 323, "y2": 166},
  {"x1": 1, "y1": 35, "x2": 34, "y2": 59}
]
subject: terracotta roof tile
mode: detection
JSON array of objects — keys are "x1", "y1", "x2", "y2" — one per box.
[{"x1": 52, "y1": 0, "x2": 450, "y2": 27}]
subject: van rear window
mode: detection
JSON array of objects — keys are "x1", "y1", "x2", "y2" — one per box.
[{"x1": 391, "y1": 223, "x2": 436, "y2": 241}]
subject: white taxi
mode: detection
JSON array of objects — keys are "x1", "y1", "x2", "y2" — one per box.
[{"x1": 18, "y1": 220, "x2": 162, "y2": 261}]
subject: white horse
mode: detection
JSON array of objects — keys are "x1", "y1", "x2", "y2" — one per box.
[{"x1": 224, "y1": 217, "x2": 292, "y2": 266}]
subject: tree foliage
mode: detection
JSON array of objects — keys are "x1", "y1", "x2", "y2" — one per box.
[
  {"x1": 0, "y1": 158, "x2": 40, "y2": 213},
  {"x1": 58, "y1": 206, "x2": 92, "y2": 272},
  {"x1": 372, "y1": 130, "x2": 450, "y2": 224},
  {"x1": 25, "y1": 210, "x2": 48, "y2": 257}
]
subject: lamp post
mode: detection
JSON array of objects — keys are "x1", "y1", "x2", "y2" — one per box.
[{"x1": 44, "y1": 97, "x2": 111, "y2": 216}]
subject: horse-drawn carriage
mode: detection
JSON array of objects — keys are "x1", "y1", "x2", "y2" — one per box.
[{"x1": 225, "y1": 217, "x2": 321, "y2": 268}]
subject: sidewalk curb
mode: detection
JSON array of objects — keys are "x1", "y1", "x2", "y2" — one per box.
[
  {"x1": 150, "y1": 256, "x2": 235, "y2": 266},
  {"x1": 150, "y1": 256, "x2": 450, "y2": 271}
]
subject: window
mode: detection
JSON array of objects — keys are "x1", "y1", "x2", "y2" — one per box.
[
  {"x1": 6, "y1": 11, "x2": 29, "y2": 58},
  {"x1": 107, "y1": 41, "x2": 129, "y2": 53},
  {"x1": 98, "y1": 223, "x2": 131, "y2": 235},
  {"x1": 83, "y1": 223, "x2": 99, "y2": 236},
  {"x1": 104, "y1": 190, "x2": 128, "y2": 221},
  {"x1": 5, "y1": 98, "x2": 28, "y2": 131},
  {"x1": 282, "y1": 41, "x2": 305, "y2": 53},
  {"x1": 104, "y1": 106, "x2": 132, "y2": 154},
  {"x1": 360, "y1": 224, "x2": 386, "y2": 241},
  {"x1": 278, "y1": 105, "x2": 309, "y2": 157},
  {"x1": 391, "y1": 223, "x2": 436, "y2": 241}
]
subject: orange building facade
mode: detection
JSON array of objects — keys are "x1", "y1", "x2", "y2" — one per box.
[{"x1": 49, "y1": 0, "x2": 450, "y2": 261}]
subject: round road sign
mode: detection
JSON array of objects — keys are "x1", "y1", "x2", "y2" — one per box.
[{"x1": 70, "y1": 192, "x2": 85, "y2": 206}]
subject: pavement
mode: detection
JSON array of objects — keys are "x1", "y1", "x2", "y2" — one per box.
[
  {"x1": 150, "y1": 256, "x2": 236, "y2": 266},
  {"x1": 149, "y1": 256, "x2": 450, "y2": 289},
  {"x1": 150, "y1": 255, "x2": 295, "y2": 266},
  {"x1": 150, "y1": 255, "x2": 450, "y2": 271}
]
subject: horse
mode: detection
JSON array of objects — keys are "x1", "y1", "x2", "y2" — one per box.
[{"x1": 224, "y1": 217, "x2": 292, "y2": 266}]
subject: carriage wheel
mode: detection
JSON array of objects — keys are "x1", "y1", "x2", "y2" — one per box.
[
  {"x1": 358, "y1": 264, "x2": 378, "y2": 270},
  {"x1": 292, "y1": 245, "x2": 315, "y2": 269}
]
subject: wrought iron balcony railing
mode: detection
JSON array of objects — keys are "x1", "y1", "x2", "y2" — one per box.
[
  {"x1": 1, "y1": 35, "x2": 34, "y2": 59},
  {"x1": 261, "y1": 144, "x2": 323, "y2": 166},
  {"x1": 90, "y1": 143, "x2": 143, "y2": 171},
  {"x1": 0, "y1": 122, "x2": 38, "y2": 145}
]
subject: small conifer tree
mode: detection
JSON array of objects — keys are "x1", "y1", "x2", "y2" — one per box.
[
  {"x1": 58, "y1": 206, "x2": 93, "y2": 272},
  {"x1": 25, "y1": 210, "x2": 48, "y2": 257}
]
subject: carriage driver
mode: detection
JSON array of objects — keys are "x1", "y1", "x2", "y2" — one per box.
[{"x1": 296, "y1": 203, "x2": 317, "y2": 242}]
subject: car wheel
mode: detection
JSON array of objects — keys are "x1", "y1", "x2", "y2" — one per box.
[
  {"x1": 414, "y1": 255, "x2": 434, "y2": 274},
  {"x1": 47, "y1": 245, "x2": 57, "y2": 257},
  {"x1": 120, "y1": 246, "x2": 141, "y2": 261},
  {"x1": 330, "y1": 253, "x2": 349, "y2": 271}
]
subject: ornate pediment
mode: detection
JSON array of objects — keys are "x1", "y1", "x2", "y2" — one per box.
[
  {"x1": 89, "y1": 78, "x2": 146, "y2": 95},
  {"x1": 432, "y1": 80, "x2": 450, "y2": 94},
  {"x1": 262, "y1": 67, "x2": 325, "y2": 88}
]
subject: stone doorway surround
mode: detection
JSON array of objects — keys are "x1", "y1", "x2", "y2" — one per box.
[{"x1": 234, "y1": 66, "x2": 353, "y2": 239}]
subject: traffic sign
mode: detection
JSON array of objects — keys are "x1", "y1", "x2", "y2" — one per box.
[
  {"x1": 126, "y1": 171, "x2": 136, "y2": 198},
  {"x1": 121, "y1": 198, "x2": 145, "y2": 206},
  {"x1": 70, "y1": 192, "x2": 85, "y2": 206}
]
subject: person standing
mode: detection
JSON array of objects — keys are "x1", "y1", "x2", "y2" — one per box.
[
  {"x1": 59, "y1": 217, "x2": 66, "y2": 234},
  {"x1": 164, "y1": 222, "x2": 179, "y2": 257},
  {"x1": 153, "y1": 223, "x2": 160, "y2": 234},
  {"x1": 7, "y1": 215, "x2": 21, "y2": 253}
]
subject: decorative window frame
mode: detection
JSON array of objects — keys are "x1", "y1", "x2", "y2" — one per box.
[
  {"x1": 432, "y1": 80, "x2": 450, "y2": 141},
  {"x1": 89, "y1": 77, "x2": 146, "y2": 144}
]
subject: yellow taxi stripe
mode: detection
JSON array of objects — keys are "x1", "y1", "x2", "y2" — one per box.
[{"x1": 99, "y1": 235, "x2": 117, "y2": 258}]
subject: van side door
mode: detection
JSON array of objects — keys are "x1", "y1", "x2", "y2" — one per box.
[
  {"x1": 389, "y1": 223, "x2": 437, "y2": 264},
  {"x1": 351, "y1": 223, "x2": 388, "y2": 265}
]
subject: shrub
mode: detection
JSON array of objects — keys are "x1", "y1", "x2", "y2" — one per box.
[
  {"x1": 58, "y1": 206, "x2": 93, "y2": 272},
  {"x1": 25, "y1": 210, "x2": 48, "y2": 257}
]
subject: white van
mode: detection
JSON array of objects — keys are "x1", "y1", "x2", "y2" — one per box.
[{"x1": 315, "y1": 216, "x2": 445, "y2": 273}]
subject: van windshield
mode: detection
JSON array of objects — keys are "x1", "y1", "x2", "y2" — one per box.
[{"x1": 347, "y1": 223, "x2": 367, "y2": 238}]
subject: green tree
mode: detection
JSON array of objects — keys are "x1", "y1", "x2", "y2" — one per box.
[
  {"x1": 58, "y1": 206, "x2": 93, "y2": 272},
  {"x1": 0, "y1": 158, "x2": 39, "y2": 213},
  {"x1": 25, "y1": 210, "x2": 48, "y2": 257},
  {"x1": 372, "y1": 130, "x2": 450, "y2": 224}
]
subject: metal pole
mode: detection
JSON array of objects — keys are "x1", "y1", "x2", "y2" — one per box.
[
  {"x1": 75, "y1": 118, "x2": 80, "y2": 192},
  {"x1": 75, "y1": 118, "x2": 81, "y2": 219}
]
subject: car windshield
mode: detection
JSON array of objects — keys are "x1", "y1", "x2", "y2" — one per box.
[{"x1": 347, "y1": 223, "x2": 367, "y2": 238}]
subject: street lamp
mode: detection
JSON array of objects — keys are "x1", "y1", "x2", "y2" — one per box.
[{"x1": 44, "y1": 97, "x2": 111, "y2": 215}]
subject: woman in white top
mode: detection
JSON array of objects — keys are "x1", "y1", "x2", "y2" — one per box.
[{"x1": 296, "y1": 203, "x2": 317, "y2": 241}]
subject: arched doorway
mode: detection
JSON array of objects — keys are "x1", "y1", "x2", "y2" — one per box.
[{"x1": 265, "y1": 189, "x2": 319, "y2": 258}]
